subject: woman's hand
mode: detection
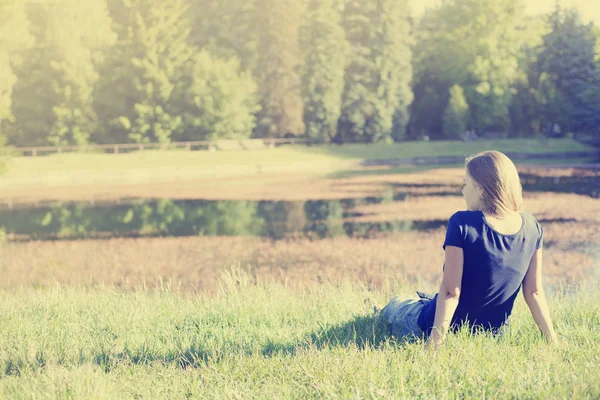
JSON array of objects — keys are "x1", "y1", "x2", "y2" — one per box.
[
  {"x1": 424, "y1": 328, "x2": 444, "y2": 351},
  {"x1": 424, "y1": 337, "x2": 441, "y2": 352}
]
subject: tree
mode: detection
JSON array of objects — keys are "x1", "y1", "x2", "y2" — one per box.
[
  {"x1": 175, "y1": 50, "x2": 260, "y2": 141},
  {"x1": 534, "y1": 6, "x2": 600, "y2": 135},
  {"x1": 96, "y1": 0, "x2": 194, "y2": 144},
  {"x1": 391, "y1": 67, "x2": 414, "y2": 142},
  {"x1": 337, "y1": 0, "x2": 412, "y2": 143},
  {"x1": 410, "y1": 0, "x2": 526, "y2": 138},
  {"x1": 300, "y1": 0, "x2": 347, "y2": 143},
  {"x1": 0, "y1": 0, "x2": 34, "y2": 144},
  {"x1": 0, "y1": 131, "x2": 7, "y2": 175},
  {"x1": 595, "y1": 26, "x2": 600, "y2": 61},
  {"x1": 7, "y1": 0, "x2": 115, "y2": 146},
  {"x1": 188, "y1": 0, "x2": 259, "y2": 72},
  {"x1": 47, "y1": 1, "x2": 116, "y2": 146},
  {"x1": 443, "y1": 85, "x2": 469, "y2": 139},
  {"x1": 508, "y1": 15, "x2": 549, "y2": 137},
  {"x1": 255, "y1": 0, "x2": 305, "y2": 138}
]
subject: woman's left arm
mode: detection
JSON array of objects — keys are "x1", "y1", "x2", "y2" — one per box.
[{"x1": 425, "y1": 245, "x2": 464, "y2": 350}]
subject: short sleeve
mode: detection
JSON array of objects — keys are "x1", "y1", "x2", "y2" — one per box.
[
  {"x1": 443, "y1": 212, "x2": 464, "y2": 250},
  {"x1": 536, "y1": 223, "x2": 544, "y2": 249}
]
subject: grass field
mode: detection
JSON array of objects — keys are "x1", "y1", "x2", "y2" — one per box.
[
  {"x1": 0, "y1": 139, "x2": 598, "y2": 205},
  {"x1": 1, "y1": 138, "x2": 599, "y2": 398},
  {"x1": 2, "y1": 192, "x2": 598, "y2": 291},
  {"x1": 0, "y1": 271, "x2": 598, "y2": 399},
  {"x1": 5, "y1": 138, "x2": 593, "y2": 174}
]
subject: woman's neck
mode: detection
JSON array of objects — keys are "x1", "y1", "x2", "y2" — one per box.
[
  {"x1": 482, "y1": 210, "x2": 518, "y2": 220},
  {"x1": 482, "y1": 211, "x2": 523, "y2": 235}
]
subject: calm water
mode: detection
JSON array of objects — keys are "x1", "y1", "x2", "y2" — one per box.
[
  {"x1": 1, "y1": 196, "x2": 447, "y2": 241},
  {"x1": 1, "y1": 173, "x2": 598, "y2": 241}
]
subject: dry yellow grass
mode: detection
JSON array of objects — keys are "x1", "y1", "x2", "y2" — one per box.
[
  {"x1": 2, "y1": 219, "x2": 597, "y2": 294},
  {"x1": 2, "y1": 166, "x2": 598, "y2": 293}
]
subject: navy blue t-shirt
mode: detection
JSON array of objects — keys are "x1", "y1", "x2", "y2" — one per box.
[{"x1": 417, "y1": 210, "x2": 544, "y2": 335}]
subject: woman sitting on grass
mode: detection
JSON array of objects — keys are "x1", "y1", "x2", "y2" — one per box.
[{"x1": 381, "y1": 150, "x2": 558, "y2": 349}]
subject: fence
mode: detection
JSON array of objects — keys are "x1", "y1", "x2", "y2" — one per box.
[
  {"x1": 6, "y1": 133, "x2": 599, "y2": 157},
  {"x1": 6, "y1": 137, "x2": 313, "y2": 157}
]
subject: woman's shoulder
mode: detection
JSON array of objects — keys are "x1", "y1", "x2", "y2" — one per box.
[
  {"x1": 449, "y1": 210, "x2": 483, "y2": 224},
  {"x1": 520, "y1": 212, "x2": 544, "y2": 234}
]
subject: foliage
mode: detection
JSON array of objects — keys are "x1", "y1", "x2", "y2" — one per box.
[
  {"x1": 255, "y1": 0, "x2": 305, "y2": 138},
  {"x1": 7, "y1": 0, "x2": 115, "y2": 147},
  {"x1": 96, "y1": 0, "x2": 193, "y2": 144},
  {"x1": 337, "y1": 0, "x2": 412, "y2": 143},
  {"x1": 0, "y1": 0, "x2": 34, "y2": 143},
  {"x1": 410, "y1": 0, "x2": 527, "y2": 138},
  {"x1": 534, "y1": 6, "x2": 600, "y2": 135},
  {"x1": 187, "y1": 0, "x2": 259, "y2": 72},
  {"x1": 300, "y1": 0, "x2": 347, "y2": 143},
  {"x1": 0, "y1": 131, "x2": 7, "y2": 174},
  {"x1": 443, "y1": 85, "x2": 470, "y2": 139},
  {"x1": 0, "y1": 0, "x2": 599, "y2": 146},
  {"x1": 175, "y1": 50, "x2": 260, "y2": 141},
  {"x1": 508, "y1": 16, "x2": 550, "y2": 137}
]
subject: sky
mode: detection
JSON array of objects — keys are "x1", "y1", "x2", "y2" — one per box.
[{"x1": 412, "y1": 0, "x2": 600, "y2": 24}]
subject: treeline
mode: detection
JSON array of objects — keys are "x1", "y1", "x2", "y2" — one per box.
[{"x1": 0, "y1": 0, "x2": 599, "y2": 147}]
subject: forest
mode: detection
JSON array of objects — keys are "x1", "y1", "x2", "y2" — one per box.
[{"x1": 1, "y1": 0, "x2": 599, "y2": 147}]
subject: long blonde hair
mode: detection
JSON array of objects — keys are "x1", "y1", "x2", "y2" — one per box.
[{"x1": 465, "y1": 150, "x2": 523, "y2": 217}]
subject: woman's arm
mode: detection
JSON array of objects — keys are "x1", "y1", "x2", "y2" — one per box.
[
  {"x1": 522, "y1": 248, "x2": 558, "y2": 342},
  {"x1": 425, "y1": 245, "x2": 463, "y2": 349}
]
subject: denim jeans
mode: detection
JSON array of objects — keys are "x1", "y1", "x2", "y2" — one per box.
[{"x1": 381, "y1": 293, "x2": 432, "y2": 340}]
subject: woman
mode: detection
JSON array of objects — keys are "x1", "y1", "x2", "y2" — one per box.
[{"x1": 381, "y1": 150, "x2": 558, "y2": 349}]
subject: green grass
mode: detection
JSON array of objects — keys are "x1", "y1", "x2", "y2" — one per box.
[
  {"x1": 1, "y1": 269, "x2": 598, "y2": 399},
  {"x1": 328, "y1": 157, "x2": 600, "y2": 179},
  {"x1": 0, "y1": 139, "x2": 595, "y2": 192},
  {"x1": 7, "y1": 138, "x2": 595, "y2": 172},
  {"x1": 304, "y1": 138, "x2": 593, "y2": 160}
]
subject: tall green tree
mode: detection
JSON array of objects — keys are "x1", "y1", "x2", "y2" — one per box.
[
  {"x1": 410, "y1": 0, "x2": 526, "y2": 139},
  {"x1": 534, "y1": 6, "x2": 600, "y2": 135},
  {"x1": 7, "y1": 0, "x2": 115, "y2": 147},
  {"x1": 255, "y1": 0, "x2": 305, "y2": 138},
  {"x1": 300, "y1": 0, "x2": 347, "y2": 143},
  {"x1": 175, "y1": 50, "x2": 260, "y2": 141},
  {"x1": 47, "y1": 1, "x2": 116, "y2": 146},
  {"x1": 337, "y1": 0, "x2": 412, "y2": 143},
  {"x1": 96, "y1": 0, "x2": 194, "y2": 144},
  {"x1": 188, "y1": 0, "x2": 259, "y2": 72},
  {"x1": 443, "y1": 85, "x2": 469, "y2": 139},
  {"x1": 0, "y1": 0, "x2": 34, "y2": 144},
  {"x1": 508, "y1": 15, "x2": 549, "y2": 137}
]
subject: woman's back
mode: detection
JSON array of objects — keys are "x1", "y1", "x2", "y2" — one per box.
[
  {"x1": 418, "y1": 210, "x2": 544, "y2": 334},
  {"x1": 382, "y1": 150, "x2": 557, "y2": 348}
]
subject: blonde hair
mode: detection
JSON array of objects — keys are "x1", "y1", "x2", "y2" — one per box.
[{"x1": 465, "y1": 150, "x2": 523, "y2": 217}]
